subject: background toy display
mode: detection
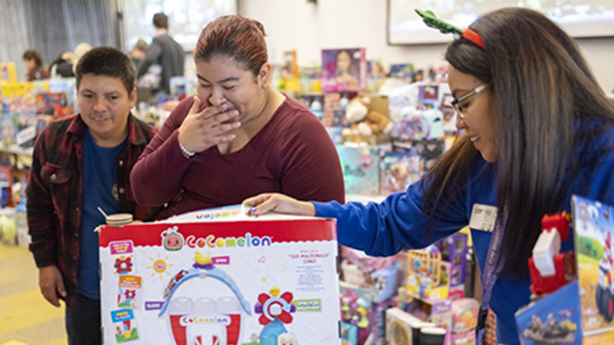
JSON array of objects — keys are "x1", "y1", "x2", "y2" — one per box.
[
  {"x1": 389, "y1": 64, "x2": 414, "y2": 81},
  {"x1": 406, "y1": 246, "x2": 449, "y2": 301},
  {"x1": 399, "y1": 236, "x2": 468, "y2": 345},
  {"x1": 398, "y1": 288, "x2": 452, "y2": 345},
  {"x1": 437, "y1": 82, "x2": 457, "y2": 134},
  {"x1": 338, "y1": 247, "x2": 404, "y2": 345},
  {"x1": 336, "y1": 146, "x2": 381, "y2": 196},
  {"x1": 298, "y1": 93, "x2": 324, "y2": 120},
  {"x1": 391, "y1": 107, "x2": 444, "y2": 142},
  {"x1": 436, "y1": 233, "x2": 469, "y2": 296},
  {"x1": 450, "y1": 298, "x2": 479, "y2": 345},
  {"x1": 385, "y1": 307, "x2": 424, "y2": 345},
  {"x1": 280, "y1": 50, "x2": 300, "y2": 93},
  {"x1": 0, "y1": 79, "x2": 76, "y2": 151},
  {"x1": 339, "y1": 283, "x2": 394, "y2": 345},
  {"x1": 339, "y1": 95, "x2": 391, "y2": 145},
  {"x1": 340, "y1": 247, "x2": 402, "y2": 304},
  {"x1": 99, "y1": 215, "x2": 341, "y2": 345},
  {"x1": 380, "y1": 150, "x2": 423, "y2": 195},
  {"x1": 321, "y1": 48, "x2": 367, "y2": 93},
  {"x1": 320, "y1": 92, "x2": 357, "y2": 128},
  {"x1": 342, "y1": 96, "x2": 392, "y2": 138},
  {"x1": 0, "y1": 63, "x2": 18, "y2": 84}
]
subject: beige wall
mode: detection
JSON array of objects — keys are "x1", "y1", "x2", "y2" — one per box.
[{"x1": 239, "y1": 0, "x2": 614, "y2": 94}]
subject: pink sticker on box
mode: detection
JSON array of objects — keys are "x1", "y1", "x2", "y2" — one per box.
[
  {"x1": 110, "y1": 241, "x2": 134, "y2": 255},
  {"x1": 212, "y1": 256, "x2": 230, "y2": 265}
]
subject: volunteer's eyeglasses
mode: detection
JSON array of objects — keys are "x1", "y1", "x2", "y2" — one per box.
[{"x1": 450, "y1": 84, "x2": 487, "y2": 119}]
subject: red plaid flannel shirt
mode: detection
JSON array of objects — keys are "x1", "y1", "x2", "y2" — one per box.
[{"x1": 26, "y1": 114, "x2": 159, "y2": 307}]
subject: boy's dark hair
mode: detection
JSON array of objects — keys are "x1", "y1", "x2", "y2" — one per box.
[
  {"x1": 75, "y1": 47, "x2": 136, "y2": 94},
  {"x1": 153, "y1": 13, "x2": 169, "y2": 29},
  {"x1": 23, "y1": 50, "x2": 43, "y2": 68}
]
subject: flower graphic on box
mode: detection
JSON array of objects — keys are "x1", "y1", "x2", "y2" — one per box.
[{"x1": 115, "y1": 256, "x2": 133, "y2": 274}]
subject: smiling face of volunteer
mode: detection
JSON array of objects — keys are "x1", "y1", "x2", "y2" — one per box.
[{"x1": 448, "y1": 65, "x2": 498, "y2": 162}]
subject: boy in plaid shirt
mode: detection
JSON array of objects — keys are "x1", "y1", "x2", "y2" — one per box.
[{"x1": 27, "y1": 47, "x2": 158, "y2": 344}]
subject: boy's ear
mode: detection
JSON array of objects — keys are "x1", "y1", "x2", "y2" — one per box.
[{"x1": 129, "y1": 87, "x2": 138, "y2": 107}]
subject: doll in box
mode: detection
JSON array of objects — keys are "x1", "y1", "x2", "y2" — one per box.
[
  {"x1": 321, "y1": 48, "x2": 365, "y2": 92},
  {"x1": 335, "y1": 51, "x2": 359, "y2": 91}
]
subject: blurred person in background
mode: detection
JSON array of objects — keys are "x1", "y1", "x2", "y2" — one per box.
[
  {"x1": 137, "y1": 12, "x2": 184, "y2": 97},
  {"x1": 49, "y1": 43, "x2": 92, "y2": 79},
  {"x1": 23, "y1": 49, "x2": 49, "y2": 81}
]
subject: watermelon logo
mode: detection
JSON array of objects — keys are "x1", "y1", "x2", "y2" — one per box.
[{"x1": 162, "y1": 226, "x2": 184, "y2": 251}]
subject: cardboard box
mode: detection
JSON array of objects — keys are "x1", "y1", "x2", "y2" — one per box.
[
  {"x1": 100, "y1": 208, "x2": 341, "y2": 345},
  {"x1": 515, "y1": 195, "x2": 614, "y2": 344}
]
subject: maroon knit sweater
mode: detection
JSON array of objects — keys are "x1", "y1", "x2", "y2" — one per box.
[{"x1": 131, "y1": 95, "x2": 345, "y2": 219}]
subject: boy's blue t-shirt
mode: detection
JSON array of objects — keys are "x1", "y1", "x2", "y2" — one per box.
[{"x1": 77, "y1": 129, "x2": 126, "y2": 299}]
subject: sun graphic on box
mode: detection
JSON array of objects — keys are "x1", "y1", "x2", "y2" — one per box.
[{"x1": 147, "y1": 253, "x2": 173, "y2": 280}]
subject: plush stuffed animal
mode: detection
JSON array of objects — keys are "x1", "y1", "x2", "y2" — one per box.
[{"x1": 342, "y1": 96, "x2": 393, "y2": 137}]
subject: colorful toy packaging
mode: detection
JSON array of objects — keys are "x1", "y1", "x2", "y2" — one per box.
[
  {"x1": 299, "y1": 94, "x2": 324, "y2": 119},
  {"x1": 398, "y1": 287, "x2": 452, "y2": 345},
  {"x1": 280, "y1": 50, "x2": 300, "y2": 92},
  {"x1": 450, "y1": 298, "x2": 479, "y2": 345},
  {"x1": 1, "y1": 81, "x2": 48, "y2": 115},
  {"x1": 0, "y1": 63, "x2": 18, "y2": 84},
  {"x1": 336, "y1": 146, "x2": 380, "y2": 196},
  {"x1": 339, "y1": 282, "x2": 394, "y2": 345},
  {"x1": 99, "y1": 208, "x2": 341, "y2": 345},
  {"x1": 399, "y1": 238, "x2": 470, "y2": 345},
  {"x1": 321, "y1": 92, "x2": 357, "y2": 128},
  {"x1": 380, "y1": 150, "x2": 423, "y2": 195},
  {"x1": 389, "y1": 64, "x2": 414, "y2": 81},
  {"x1": 321, "y1": 48, "x2": 367, "y2": 93},
  {"x1": 436, "y1": 233, "x2": 469, "y2": 295},
  {"x1": 515, "y1": 195, "x2": 614, "y2": 344}
]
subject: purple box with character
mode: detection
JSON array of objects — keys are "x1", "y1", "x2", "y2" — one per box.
[{"x1": 321, "y1": 48, "x2": 367, "y2": 93}]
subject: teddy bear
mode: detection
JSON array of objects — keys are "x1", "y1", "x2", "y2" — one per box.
[{"x1": 342, "y1": 96, "x2": 393, "y2": 137}]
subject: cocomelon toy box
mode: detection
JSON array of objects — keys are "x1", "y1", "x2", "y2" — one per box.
[
  {"x1": 99, "y1": 206, "x2": 341, "y2": 345},
  {"x1": 515, "y1": 195, "x2": 614, "y2": 344}
]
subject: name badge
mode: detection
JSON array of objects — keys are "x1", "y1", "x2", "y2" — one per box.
[{"x1": 469, "y1": 204, "x2": 498, "y2": 232}]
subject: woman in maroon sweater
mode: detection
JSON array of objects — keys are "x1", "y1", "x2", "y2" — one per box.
[{"x1": 131, "y1": 15, "x2": 344, "y2": 219}]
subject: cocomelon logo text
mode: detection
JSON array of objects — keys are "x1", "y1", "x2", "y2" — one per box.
[
  {"x1": 179, "y1": 315, "x2": 231, "y2": 326},
  {"x1": 185, "y1": 233, "x2": 271, "y2": 249}
]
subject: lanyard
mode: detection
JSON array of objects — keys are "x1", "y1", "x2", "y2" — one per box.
[{"x1": 476, "y1": 210, "x2": 507, "y2": 345}]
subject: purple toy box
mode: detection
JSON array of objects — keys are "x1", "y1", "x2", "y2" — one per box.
[{"x1": 321, "y1": 48, "x2": 367, "y2": 93}]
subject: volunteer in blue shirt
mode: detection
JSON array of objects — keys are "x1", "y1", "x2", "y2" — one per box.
[{"x1": 244, "y1": 8, "x2": 614, "y2": 345}]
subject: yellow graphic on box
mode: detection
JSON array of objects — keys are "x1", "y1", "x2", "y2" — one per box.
[{"x1": 147, "y1": 253, "x2": 172, "y2": 280}]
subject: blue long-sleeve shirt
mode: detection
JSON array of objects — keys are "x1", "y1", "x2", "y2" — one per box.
[{"x1": 314, "y1": 126, "x2": 614, "y2": 344}]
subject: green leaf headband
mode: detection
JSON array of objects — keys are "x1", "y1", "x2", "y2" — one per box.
[{"x1": 415, "y1": 9, "x2": 485, "y2": 49}]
